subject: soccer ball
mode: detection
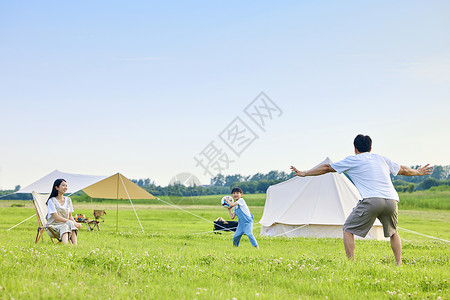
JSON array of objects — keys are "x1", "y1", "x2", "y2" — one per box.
[{"x1": 221, "y1": 196, "x2": 233, "y2": 208}]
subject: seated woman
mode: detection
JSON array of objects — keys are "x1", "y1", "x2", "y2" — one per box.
[{"x1": 46, "y1": 179, "x2": 82, "y2": 244}]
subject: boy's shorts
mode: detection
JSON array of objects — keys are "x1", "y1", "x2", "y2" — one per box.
[{"x1": 343, "y1": 197, "x2": 398, "y2": 238}]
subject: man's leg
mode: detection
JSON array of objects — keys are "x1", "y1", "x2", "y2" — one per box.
[
  {"x1": 342, "y1": 199, "x2": 374, "y2": 262},
  {"x1": 390, "y1": 231, "x2": 402, "y2": 265},
  {"x1": 382, "y1": 200, "x2": 401, "y2": 265},
  {"x1": 343, "y1": 230, "x2": 355, "y2": 261}
]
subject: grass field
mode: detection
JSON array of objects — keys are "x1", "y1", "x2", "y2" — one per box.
[{"x1": 0, "y1": 196, "x2": 449, "y2": 299}]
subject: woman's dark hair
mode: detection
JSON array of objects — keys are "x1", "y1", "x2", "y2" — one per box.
[
  {"x1": 48, "y1": 178, "x2": 66, "y2": 201},
  {"x1": 353, "y1": 134, "x2": 372, "y2": 153},
  {"x1": 231, "y1": 187, "x2": 243, "y2": 194}
]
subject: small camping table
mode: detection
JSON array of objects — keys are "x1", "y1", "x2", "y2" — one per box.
[{"x1": 75, "y1": 211, "x2": 106, "y2": 231}]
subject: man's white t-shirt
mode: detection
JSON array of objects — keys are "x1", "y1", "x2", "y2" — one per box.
[
  {"x1": 236, "y1": 198, "x2": 252, "y2": 218},
  {"x1": 46, "y1": 196, "x2": 74, "y2": 219},
  {"x1": 330, "y1": 152, "x2": 401, "y2": 201}
]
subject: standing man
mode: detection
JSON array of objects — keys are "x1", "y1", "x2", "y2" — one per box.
[{"x1": 290, "y1": 134, "x2": 432, "y2": 265}]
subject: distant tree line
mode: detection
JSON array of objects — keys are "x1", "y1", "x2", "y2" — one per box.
[
  {"x1": 0, "y1": 185, "x2": 32, "y2": 200},
  {"x1": 392, "y1": 165, "x2": 450, "y2": 192},
  {"x1": 131, "y1": 170, "x2": 294, "y2": 197}
]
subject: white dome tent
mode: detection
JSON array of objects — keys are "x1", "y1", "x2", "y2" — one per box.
[{"x1": 259, "y1": 158, "x2": 387, "y2": 240}]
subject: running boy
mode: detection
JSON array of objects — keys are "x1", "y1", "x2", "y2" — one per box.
[{"x1": 225, "y1": 187, "x2": 259, "y2": 249}]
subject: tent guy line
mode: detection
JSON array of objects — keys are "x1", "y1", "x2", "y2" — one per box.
[
  {"x1": 119, "y1": 174, "x2": 144, "y2": 233},
  {"x1": 397, "y1": 227, "x2": 450, "y2": 243},
  {"x1": 6, "y1": 191, "x2": 77, "y2": 231},
  {"x1": 0, "y1": 192, "x2": 17, "y2": 199},
  {"x1": 6, "y1": 214, "x2": 35, "y2": 231},
  {"x1": 272, "y1": 224, "x2": 309, "y2": 237},
  {"x1": 154, "y1": 196, "x2": 233, "y2": 232},
  {"x1": 192, "y1": 224, "x2": 262, "y2": 235}
]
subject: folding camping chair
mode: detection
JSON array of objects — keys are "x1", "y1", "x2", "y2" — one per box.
[
  {"x1": 32, "y1": 191, "x2": 60, "y2": 243},
  {"x1": 87, "y1": 210, "x2": 106, "y2": 231}
]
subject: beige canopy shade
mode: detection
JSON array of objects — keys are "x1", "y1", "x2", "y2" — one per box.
[
  {"x1": 82, "y1": 173, "x2": 155, "y2": 233},
  {"x1": 82, "y1": 173, "x2": 156, "y2": 200}
]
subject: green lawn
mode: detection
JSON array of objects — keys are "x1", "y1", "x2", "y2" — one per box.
[
  {"x1": 0, "y1": 200, "x2": 448, "y2": 299},
  {"x1": 397, "y1": 190, "x2": 450, "y2": 210}
]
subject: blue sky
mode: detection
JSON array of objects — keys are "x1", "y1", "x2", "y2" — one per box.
[{"x1": 1, "y1": 1, "x2": 449, "y2": 189}]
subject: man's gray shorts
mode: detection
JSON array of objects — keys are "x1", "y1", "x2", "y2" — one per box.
[{"x1": 343, "y1": 197, "x2": 398, "y2": 238}]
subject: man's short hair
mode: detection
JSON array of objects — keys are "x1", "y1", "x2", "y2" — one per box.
[
  {"x1": 354, "y1": 134, "x2": 372, "y2": 153},
  {"x1": 231, "y1": 187, "x2": 243, "y2": 194}
]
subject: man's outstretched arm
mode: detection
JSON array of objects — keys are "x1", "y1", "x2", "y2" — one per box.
[
  {"x1": 397, "y1": 164, "x2": 433, "y2": 176},
  {"x1": 290, "y1": 163, "x2": 336, "y2": 177}
]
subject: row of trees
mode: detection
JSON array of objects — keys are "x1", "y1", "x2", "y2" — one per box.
[
  {"x1": 209, "y1": 171, "x2": 293, "y2": 187},
  {"x1": 393, "y1": 178, "x2": 450, "y2": 193},
  {"x1": 132, "y1": 180, "x2": 289, "y2": 197},
  {"x1": 130, "y1": 170, "x2": 295, "y2": 197},
  {"x1": 392, "y1": 165, "x2": 450, "y2": 183},
  {"x1": 0, "y1": 185, "x2": 33, "y2": 200},
  {"x1": 391, "y1": 165, "x2": 450, "y2": 192}
]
